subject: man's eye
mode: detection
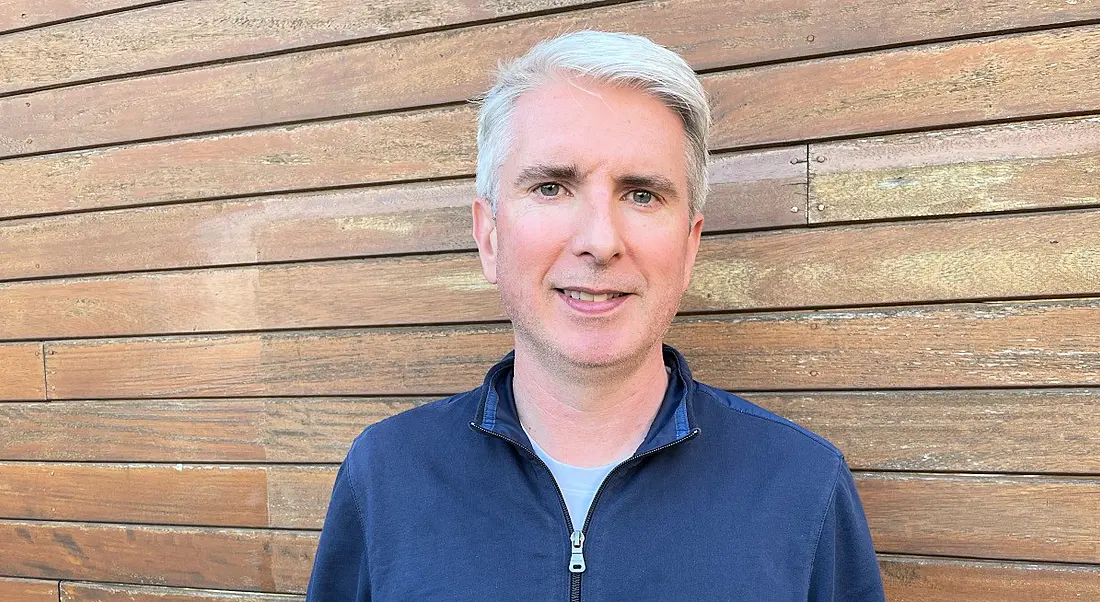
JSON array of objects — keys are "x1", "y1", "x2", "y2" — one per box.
[
  {"x1": 629, "y1": 190, "x2": 654, "y2": 205},
  {"x1": 537, "y1": 183, "x2": 561, "y2": 197}
]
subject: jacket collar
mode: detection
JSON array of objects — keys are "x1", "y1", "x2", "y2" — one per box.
[{"x1": 473, "y1": 344, "x2": 697, "y2": 456}]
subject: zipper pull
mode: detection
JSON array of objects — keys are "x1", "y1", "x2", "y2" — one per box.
[{"x1": 569, "y1": 530, "x2": 586, "y2": 573}]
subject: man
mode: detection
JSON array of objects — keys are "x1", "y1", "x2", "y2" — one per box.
[{"x1": 307, "y1": 31, "x2": 885, "y2": 601}]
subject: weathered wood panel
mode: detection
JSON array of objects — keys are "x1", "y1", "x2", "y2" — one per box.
[
  {"x1": 879, "y1": 555, "x2": 1100, "y2": 602},
  {"x1": 0, "y1": 0, "x2": 148, "y2": 32},
  {"x1": 44, "y1": 325, "x2": 512, "y2": 398},
  {"x1": 0, "y1": 253, "x2": 500, "y2": 339},
  {"x1": 6, "y1": 3, "x2": 1100, "y2": 157},
  {"x1": 0, "y1": 0, "x2": 599, "y2": 94},
  {"x1": 0, "y1": 343, "x2": 45, "y2": 401},
  {"x1": 0, "y1": 520, "x2": 316, "y2": 593},
  {"x1": 42, "y1": 298, "x2": 1100, "y2": 398},
  {"x1": 859, "y1": 473, "x2": 1100, "y2": 564},
  {"x1": 63, "y1": 582, "x2": 304, "y2": 602},
  {"x1": 753, "y1": 389, "x2": 1100, "y2": 474},
  {"x1": 4, "y1": 391, "x2": 1099, "y2": 474},
  {"x1": 0, "y1": 398, "x2": 420, "y2": 462},
  {"x1": 0, "y1": 463, "x2": 335, "y2": 528},
  {"x1": 668, "y1": 299, "x2": 1100, "y2": 390},
  {"x1": 810, "y1": 116, "x2": 1100, "y2": 223},
  {"x1": 683, "y1": 209, "x2": 1100, "y2": 311},
  {"x1": 7, "y1": 209, "x2": 1098, "y2": 340},
  {"x1": 0, "y1": 577, "x2": 58, "y2": 602},
  {"x1": 0, "y1": 147, "x2": 803, "y2": 280},
  {"x1": 707, "y1": 25, "x2": 1100, "y2": 149},
  {"x1": 0, "y1": 105, "x2": 476, "y2": 219}
]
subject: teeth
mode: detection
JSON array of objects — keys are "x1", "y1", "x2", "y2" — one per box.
[{"x1": 563, "y1": 289, "x2": 622, "y2": 302}]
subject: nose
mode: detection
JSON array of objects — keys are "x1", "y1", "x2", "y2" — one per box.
[{"x1": 569, "y1": 185, "x2": 625, "y2": 266}]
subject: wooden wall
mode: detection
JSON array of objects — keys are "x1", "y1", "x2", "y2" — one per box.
[{"x1": 2, "y1": 0, "x2": 1099, "y2": 599}]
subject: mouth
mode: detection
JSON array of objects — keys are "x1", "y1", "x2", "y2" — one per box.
[{"x1": 554, "y1": 288, "x2": 630, "y2": 303}]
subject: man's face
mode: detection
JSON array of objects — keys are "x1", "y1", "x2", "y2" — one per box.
[{"x1": 473, "y1": 77, "x2": 704, "y2": 369}]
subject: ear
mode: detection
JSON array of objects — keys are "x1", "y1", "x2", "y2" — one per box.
[
  {"x1": 681, "y1": 210, "x2": 704, "y2": 292},
  {"x1": 472, "y1": 197, "x2": 499, "y2": 285}
]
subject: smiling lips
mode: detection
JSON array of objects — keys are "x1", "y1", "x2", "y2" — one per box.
[
  {"x1": 560, "y1": 288, "x2": 626, "y2": 302},
  {"x1": 555, "y1": 288, "x2": 631, "y2": 313}
]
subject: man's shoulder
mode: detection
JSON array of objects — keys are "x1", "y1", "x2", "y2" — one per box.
[
  {"x1": 693, "y1": 381, "x2": 845, "y2": 464},
  {"x1": 346, "y1": 387, "x2": 481, "y2": 459}
]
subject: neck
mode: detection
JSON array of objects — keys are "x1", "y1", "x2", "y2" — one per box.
[{"x1": 512, "y1": 342, "x2": 669, "y2": 468}]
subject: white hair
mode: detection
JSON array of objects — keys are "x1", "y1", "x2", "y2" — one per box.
[{"x1": 475, "y1": 30, "x2": 711, "y2": 216}]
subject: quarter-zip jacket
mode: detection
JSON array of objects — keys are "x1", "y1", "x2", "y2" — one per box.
[{"x1": 306, "y1": 346, "x2": 886, "y2": 601}]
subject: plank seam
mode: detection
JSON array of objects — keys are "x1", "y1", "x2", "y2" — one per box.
[
  {"x1": 0, "y1": 0, "x2": 645, "y2": 101},
  {"x1": 0, "y1": 0, "x2": 184, "y2": 38}
]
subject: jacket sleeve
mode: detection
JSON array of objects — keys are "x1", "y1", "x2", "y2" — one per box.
[
  {"x1": 807, "y1": 460, "x2": 886, "y2": 602},
  {"x1": 306, "y1": 449, "x2": 371, "y2": 602}
]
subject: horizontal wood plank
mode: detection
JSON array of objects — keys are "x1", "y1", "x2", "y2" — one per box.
[
  {"x1": 0, "y1": 105, "x2": 476, "y2": 219},
  {"x1": 810, "y1": 116, "x2": 1100, "y2": 223},
  {"x1": 5, "y1": 2, "x2": 1100, "y2": 156},
  {"x1": 707, "y1": 25, "x2": 1100, "y2": 149},
  {"x1": 859, "y1": 473, "x2": 1100, "y2": 564},
  {"x1": 0, "y1": 343, "x2": 45, "y2": 401},
  {"x1": 683, "y1": 209, "x2": 1100, "y2": 312},
  {"x1": 0, "y1": 463, "x2": 335, "y2": 528},
  {"x1": 6, "y1": 209, "x2": 1097, "y2": 340},
  {"x1": 880, "y1": 555, "x2": 1100, "y2": 602},
  {"x1": 0, "y1": 576, "x2": 58, "y2": 602},
  {"x1": 0, "y1": 146, "x2": 804, "y2": 280},
  {"x1": 43, "y1": 298, "x2": 1100, "y2": 398},
  {"x1": 62, "y1": 582, "x2": 303, "y2": 601},
  {"x1": 0, "y1": 520, "x2": 315, "y2": 593},
  {"x1": 0, "y1": 398, "x2": 419, "y2": 462},
  {"x1": 3, "y1": 391, "x2": 1099, "y2": 474},
  {"x1": 753, "y1": 389, "x2": 1100, "y2": 474},
  {"x1": 0, "y1": 0, "x2": 147, "y2": 32},
  {"x1": 0, "y1": 0, "x2": 597, "y2": 94}
]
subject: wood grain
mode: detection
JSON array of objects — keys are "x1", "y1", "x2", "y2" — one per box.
[
  {"x1": 0, "y1": 398, "x2": 421, "y2": 462},
  {"x1": 62, "y1": 582, "x2": 304, "y2": 602},
  {"x1": 859, "y1": 473, "x2": 1100, "y2": 564},
  {"x1": 44, "y1": 324, "x2": 513, "y2": 398},
  {"x1": 0, "y1": 0, "x2": 148, "y2": 32},
  {"x1": 0, "y1": 252, "x2": 501, "y2": 339},
  {"x1": 3, "y1": 391, "x2": 1098, "y2": 474},
  {"x1": 42, "y1": 298, "x2": 1100, "y2": 398},
  {"x1": 0, "y1": 520, "x2": 316, "y2": 593},
  {"x1": 880, "y1": 555, "x2": 1100, "y2": 602},
  {"x1": 683, "y1": 209, "x2": 1100, "y2": 312},
  {"x1": 5, "y1": 1, "x2": 1100, "y2": 156},
  {"x1": 707, "y1": 25, "x2": 1100, "y2": 149},
  {"x1": 0, "y1": 0, "x2": 597, "y2": 94},
  {"x1": 752, "y1": 389, "x2": 1100, "y2": 474},
  {"x1": 0, "y1": 343, "x2": 45, "y2": 401},
  {"x1": 0, "y1": 146, "x2": 803, "y2": 280},
  {"x1": 810, "y1": 116, "x2": 1100, "y2": 223},
  {"x1": 667, "y1": 299, "x2": 1100, "y2": 390},
  {"x1": 0, "y1": 577, "x2": 58, "y2": 602},
  {"x1": 0, "y1": 463, "x2": 336, "y2": 528},
  {"x1": 0, "y1": 105, "x2": 476, "y2": 219},
  {"x1": 7, "y1": 208, "x2": 1098, "y2": 340}
]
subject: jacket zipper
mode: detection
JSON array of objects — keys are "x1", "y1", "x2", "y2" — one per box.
[{"x1": 472, "y1": 421, "x2": 700, "y2": 601}]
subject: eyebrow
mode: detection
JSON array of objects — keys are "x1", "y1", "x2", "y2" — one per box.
[
  {"x1": 512, "y1": 163, "x2": 583, "y2": 188},
  {"x1": 512, "y1": 163, "x2": 681, "y2": 199}
]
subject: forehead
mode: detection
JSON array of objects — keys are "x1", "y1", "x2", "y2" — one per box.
[{"x1": 504, "y1": 78, "x2": 689, "y2": 187}]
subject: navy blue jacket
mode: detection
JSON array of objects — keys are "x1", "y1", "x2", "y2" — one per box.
[{"x1": 307, "y1": 346, "x2": 885, "y2": 601}]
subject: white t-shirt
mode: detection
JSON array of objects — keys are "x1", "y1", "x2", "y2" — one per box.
[{"x1": 525, "y1": 431, "x2": 621, "y2": 531}]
